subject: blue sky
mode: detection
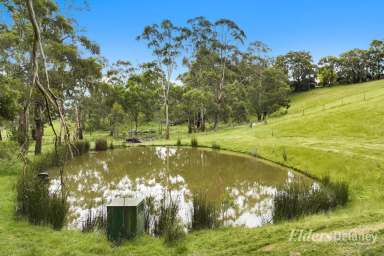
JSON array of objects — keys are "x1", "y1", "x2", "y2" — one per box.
[{"x1": 54, "y1": 0, "x2": 384, "y2": 74}]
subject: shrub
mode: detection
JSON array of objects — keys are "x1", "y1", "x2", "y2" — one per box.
[
  {"x1": 211, "y1": 142, "x2": 220, "y2": 150},
  {"x1": 176, "y1": 138, "x2": 182, "y2": 147},
  {"x1": 110, "y1": 142, "x2": 114, "y2": 150},
  {"x1": 191, "y1": 137, "x2": 198, "y2": 147},
  {"x1": 95, "y1": 139, "x2": 108, "y2": 151},
  {"x1": 191, "y1": 192, "x2": 221, "y2": 230},
  {"x1": 0, "y1": 141, "x2": 21, "y2": 175}
]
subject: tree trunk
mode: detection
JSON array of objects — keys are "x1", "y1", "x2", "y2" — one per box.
[
  {"x1": 165, "y1": 99, "x2": 170, "y2": 139},
  {"x1": 134, "y1": 115, "x2": 138, "y2": 132},
  {"x1": 201, "y1": 108, "x2": 205, "y2": 132},
  {"x1": 18, "y1": 108, "x2": 29, "y2": 152},
  {"x1": 34, "y1": 103, "x2": 43, "y2": 155},
  {"x1": 58, "y1": 101, "x2": 65, "y2": 144},
  {"x1": 75, "y1": 105, "x2": 83, "y2": 140},
  {"x1": 213, "y1": 110, "x2": 219, "y2": 130},
  {"x1": 188, "y1": 116, "x2": 192, "y2": 134}
]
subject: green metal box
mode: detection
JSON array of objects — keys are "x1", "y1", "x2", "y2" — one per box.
[{"x1": 107, "y1": 197, "x2": 145, "y2": 241}]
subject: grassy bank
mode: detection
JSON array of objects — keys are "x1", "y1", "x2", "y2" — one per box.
[{"x1": 1, "y1": 80, "x2": 384, "y2": 255}]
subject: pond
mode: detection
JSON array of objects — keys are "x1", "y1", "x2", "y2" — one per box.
[{"x1": 49, "y1": 146, "x2": 313, "y2": 229}]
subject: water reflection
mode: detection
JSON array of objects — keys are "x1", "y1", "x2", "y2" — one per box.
[{"x1": 49, "y1": 146, "x2": 311, "y2": 229}]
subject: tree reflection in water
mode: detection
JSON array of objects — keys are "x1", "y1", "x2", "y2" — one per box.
[{"x1": 49, "y1": 147, "x2": 312, "y2": 229}]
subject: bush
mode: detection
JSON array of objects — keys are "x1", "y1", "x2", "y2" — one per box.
[
  {"x1": 0, "y1": 141, "x2": 20, "y2": 175},
  {"x1": 211, "y1": 142, "x2": 220, "y2": 150},
  {"x1": 272, "y1": 177, "x2": 349, "y2": 222},
  {"x1": 191, "y1": 137, "x2": 198, "y2": 147},
  {"x1": 191, "y1": 192, "x2": 221, "y2": 230},
  {"x1": 95, "y1": 139, "x2": 108, "y2": 151},
  {"x1": 176, "y1": 138, "x2": 182, "y2": 147},
  {"x1": 109, "y1": 142, "x2": 114, "y2": 150}
]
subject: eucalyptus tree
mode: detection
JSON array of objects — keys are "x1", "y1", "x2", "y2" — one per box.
[
  {"x1": 367, "y1": 40, "x2": 384, "y2": 80},
  {"x1": 137, "y1": 20, "x2": 186, "y2": 139},
  {"x1": 317, "y1": 56, "x2": 338, "y2": 86},
  {"x1": 124, "y1": 68, "x2": 161, "y2": 131},
  {"x1": 337, "y1": 49, "x2": 370, "y2": 84},
  {"x1": 0, "y1": 1, "x2": 35, "y2": 150},
  {"x1": 1, "y1": 0, "x2": 100, "y2": 153},
  {"x1": 211, "y1": 19, "x2": 246, "y2": 129},
  {"x1": 182, "y1": 87, "x2": 212, "y2": 133},
  {"x1": 181, "y1": 17, "x2": 216, "y2": 131},
  {"x1": 275, "y1": 51, "x2": 316, "y2": 91}
]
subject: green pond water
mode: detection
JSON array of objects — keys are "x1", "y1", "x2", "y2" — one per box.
[{"x1": 49, "y1": 146, "x2": 313, "y2": 229}]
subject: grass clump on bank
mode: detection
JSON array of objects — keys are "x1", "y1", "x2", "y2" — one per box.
[
  {"x1": 16, "y1": 170, "x2": 68, "y2": 229},
  {"x1": 153, "y1": 196, "x2": 185, "y2": 244},
  {"x1": 273, "y1": 176, "x2": 349, "y2": 222},
  {"x1": 211, "y1": 142, "x2": 220, "y2": 150},
  {"x1": 144, "y1": 194, "x2": 186, "y2": 244},
  {"x1": 16, "y1": 141, "x2": 91, "y2": 230},
  {"x1": 82, "y1": 208, "x2": 107, "y2": 233},
  {"x1": 191, "y1": 192, "x2": 221, "y2": 230},
  {"x1": 191, "y1": 137, "x2": 198, "y2": 147},
  {"x1": 95, "y1": 139, "x2": 108, "y2": 151}
]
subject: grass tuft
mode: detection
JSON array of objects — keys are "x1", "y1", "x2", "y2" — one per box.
[
  {"x1": 95, "y1": 139, "x2": 108, "y2": 151},
  {"x1": 191, "y1": 192, "x2": 221, "y2": 230},
  {"x1": 211, "y1": 142, "x2": 220, "y2": 150},
  {"x1": 191, "y1": 137, "x2": 198, "y2": 147},
  {"x1": 273, "y1": 176, "x2": 349, "y2": 222}
]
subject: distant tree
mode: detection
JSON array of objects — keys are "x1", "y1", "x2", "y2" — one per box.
[
  {"x1": 182, "y1": 88, "x2": 212, "y2": 133},
  {"x1": 249, "y1": 67, "x2": 290, "y2": 120},
  {"x1": 318, "y1": 56, "x2": 339, "y2": 86},
  {"x1": 275, "y1": 51, "x2": 316, "y2": 91},
  {"x1": 109, "y1": 102, "x2": 125, "y2": 138},
  {"x1": 367, "y1": 40, "x2": 384, "y2": 80},
  {"x1": 337, "y1": 49, "x2": 369, "y2": 84},
  {"x1": 318, "y1": 66, "x2": 337, "y2": 87}
]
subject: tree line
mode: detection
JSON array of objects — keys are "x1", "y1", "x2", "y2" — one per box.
[{"x1": 1, "y1": 0, "x2": 383, "y2": 155}]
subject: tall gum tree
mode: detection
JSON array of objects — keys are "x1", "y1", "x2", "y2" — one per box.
[
  {"x1": 137, "y1": 20, "x2": 186, "y2": 139},
  {"x1": 212, "y1": 19, "x2": 245, "y2": 129}
]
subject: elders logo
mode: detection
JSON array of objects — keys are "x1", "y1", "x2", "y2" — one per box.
[{"x1": 289, "y1": 229, "x2": 377, "y2": 244}]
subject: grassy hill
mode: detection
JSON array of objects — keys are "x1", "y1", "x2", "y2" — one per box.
[{"x1": 1, "y1": 80, "x2": 384, "y2": 255}]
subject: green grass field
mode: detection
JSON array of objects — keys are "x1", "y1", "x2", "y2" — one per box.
[{"x1": 1, "y1": 80, "x2": 384, "y2": 255}]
